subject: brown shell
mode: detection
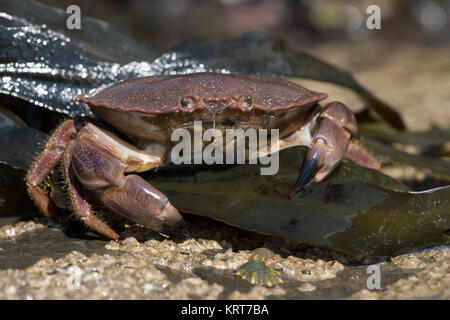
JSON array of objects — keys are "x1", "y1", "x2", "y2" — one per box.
[{"x1": 75, "y1": 73, "x2": 327, "y2": 114}]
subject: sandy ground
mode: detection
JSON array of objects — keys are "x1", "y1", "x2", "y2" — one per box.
[
  {"x1": 0, "y1": 219, "x2": 448, "y2": 299},
  {"x1": 0, "y1": 37, "x2": 449, "y2": 300}
]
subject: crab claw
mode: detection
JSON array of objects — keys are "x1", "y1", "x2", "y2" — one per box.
[
  {"x1": 289, "y1": 102, "x2": 356, "y2": 198},
  {"x1": 96, "y1": 174, "x2": 186, "y2": 235},
  {"x1": 70, "y1": 127, "x2": 188, "y2": 237}
]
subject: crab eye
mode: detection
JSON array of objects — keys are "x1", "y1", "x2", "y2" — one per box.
[
  {"x1": 245, "y1": 95, "x2": 252, "y2": 105},
  {"x1": 181, "y1": 97, "x2": 189, "y2": 107}
]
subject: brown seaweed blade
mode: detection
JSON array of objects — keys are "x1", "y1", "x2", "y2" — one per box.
[
  {"x1": 360, "y1": 139, "x2": 450, "y2": 180},
  {"x1": 329, "y1": 185, "x2": 450, "y2": 256},
  {"x1": 150, "y1": 148, "x2": 449, "y2": 256},
  {"x1": 358, "y1": 123, "x2": 450, "y2": 147}
]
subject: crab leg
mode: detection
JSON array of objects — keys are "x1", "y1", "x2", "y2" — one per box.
[
  {"x1": 345, "y1": 141, "x2": 380, "y2": 170},
  {"x1": 70, "y1": 124, "x2": 187, "y2": 236},
  {"x1": 289, "y1": 101, "x2": 357, "y2": 197},
  {"x1": 62, "y1": 140, "x2": 120, "y2": 239},
  {"x1": 26, "y1": 120, "x2": 76, "y2": 218}
]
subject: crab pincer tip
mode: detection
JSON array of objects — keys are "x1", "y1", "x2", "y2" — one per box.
[{"x1": 288, "y1": 158, "x2": 319, "y2": 198}]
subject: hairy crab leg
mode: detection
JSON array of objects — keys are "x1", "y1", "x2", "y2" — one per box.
[
  {"x1": 71, "y1": 124, "x2": 187, "y2": 235},
  {"x1": 26, "y1": 119, "x2": 76, "y2": 218},
  {"x1": 62, "y1": 140, "x2": 119, "y2": 239},
  {"x1": 289, "y1": 101, "x2": 357, "y2": 197}
]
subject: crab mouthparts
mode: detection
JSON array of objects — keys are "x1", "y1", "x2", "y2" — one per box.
[{"x1": 200, "y1": 99, "x2": 233, "y2": 129}]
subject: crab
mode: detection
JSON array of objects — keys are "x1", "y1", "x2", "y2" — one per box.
[{"x1": 26, "y1": 73, "x2": 375, "y2": 239}]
